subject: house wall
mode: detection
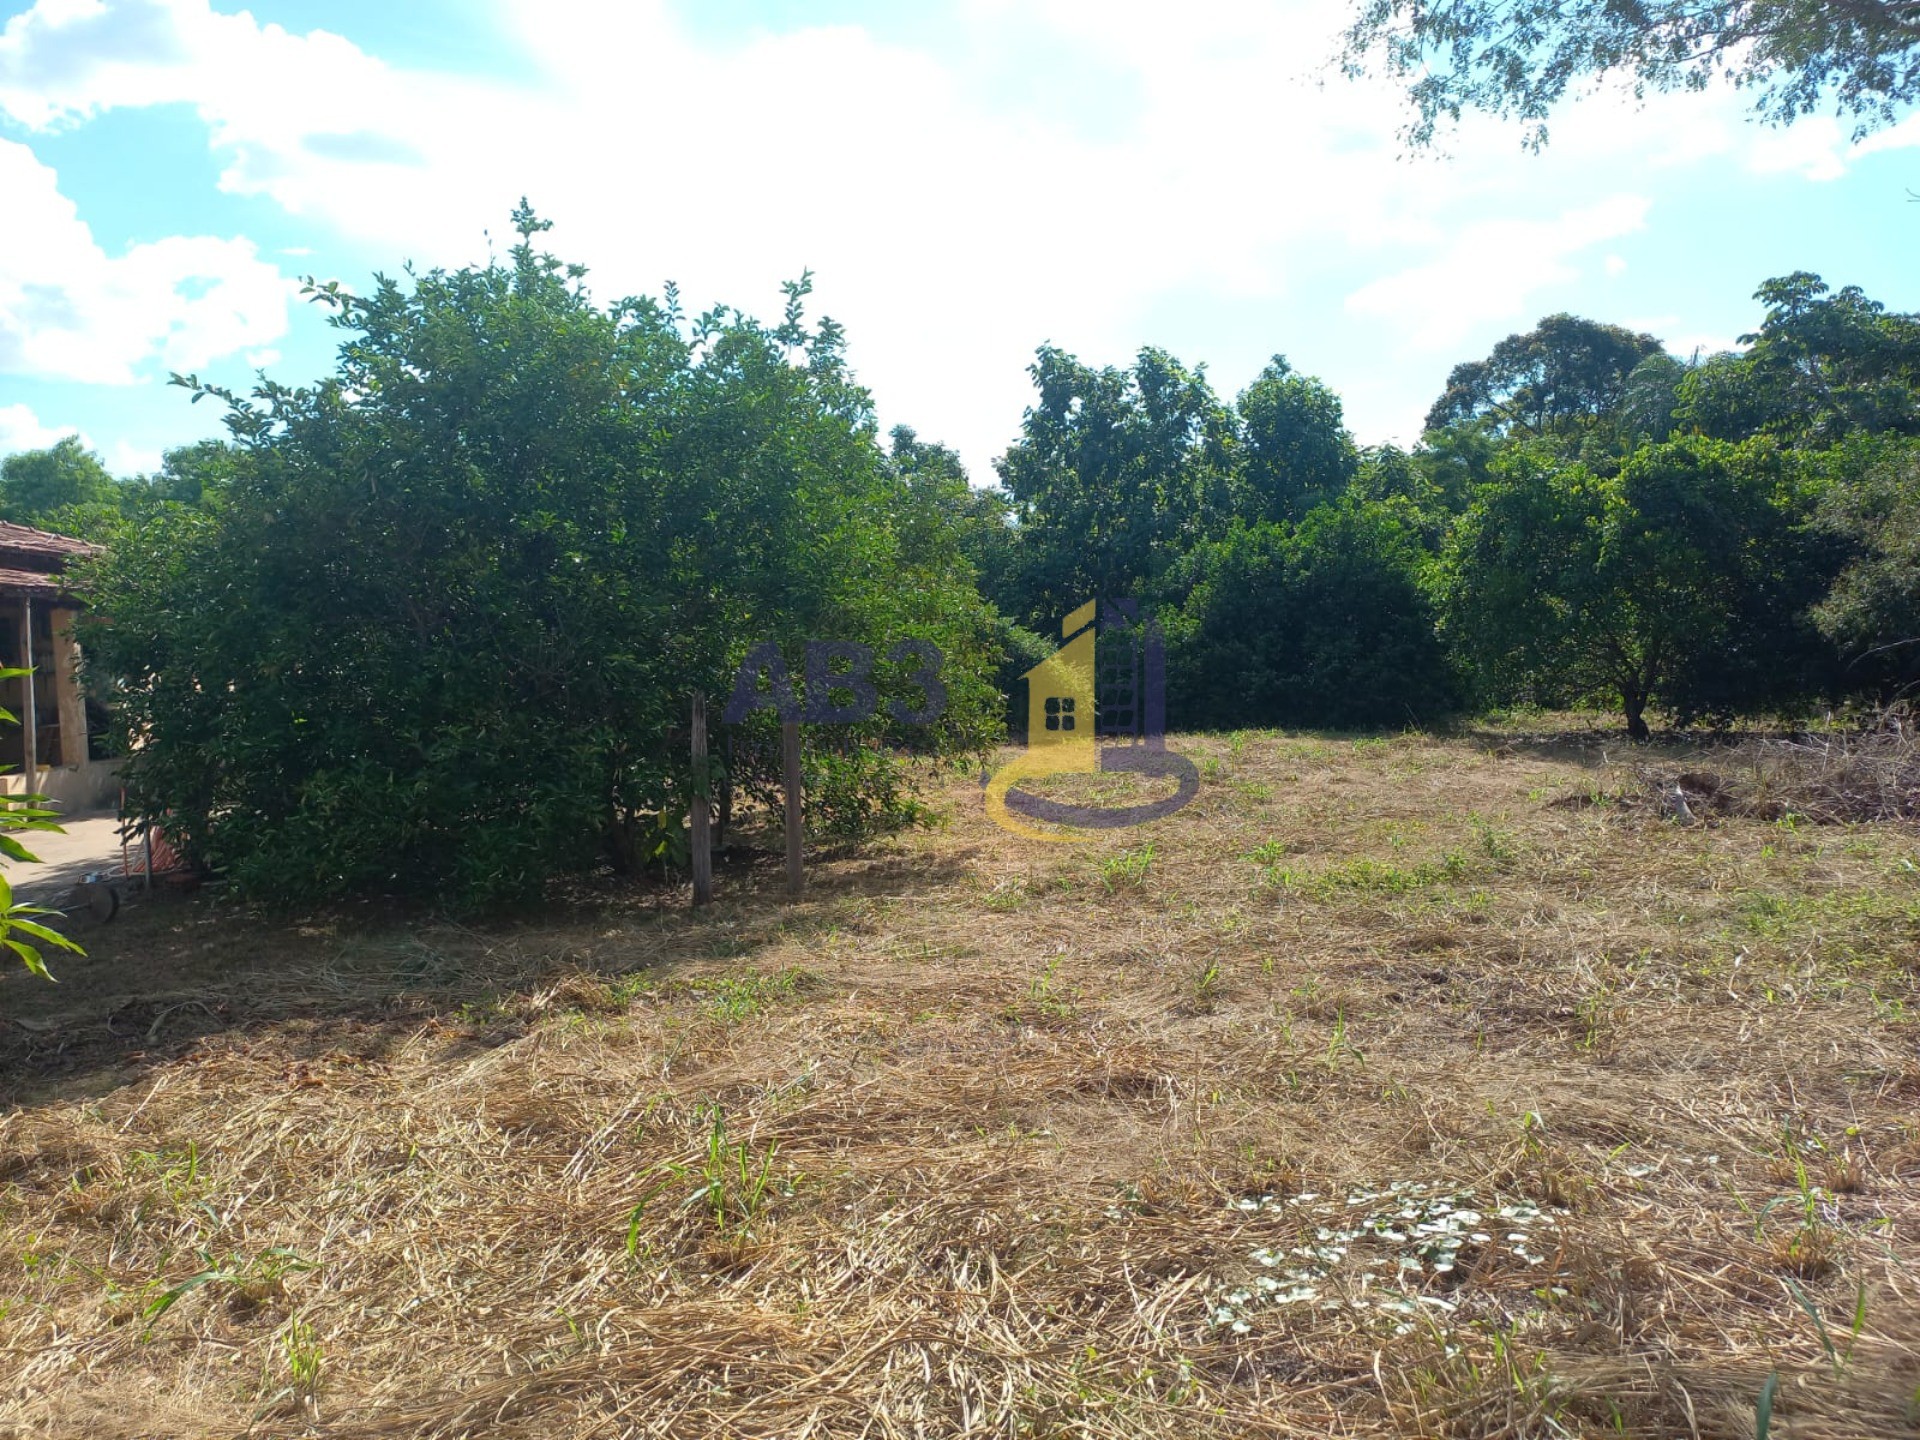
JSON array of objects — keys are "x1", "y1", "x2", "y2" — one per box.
[
  {"x1": 0, "y1": 597, "x2": 119, "y2": 813},
  {"x1": 0, "y1": 758, "x2": 120, "y2": 811}
]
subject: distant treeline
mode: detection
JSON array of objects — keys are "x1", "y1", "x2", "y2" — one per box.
[
  {"x1": 947, "y1": 277, "x2": 1919, "y2": 738},
  {"x1": 1, "y1": 216, "x2": 1914, "y2": 904}
]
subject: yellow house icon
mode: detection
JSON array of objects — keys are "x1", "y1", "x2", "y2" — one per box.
[
  {"x1": 987, "y1": 596, "x2": 1198, "y2": 840},
  {"x1": 987, "y1": 598, "x2": 1101, "y2": 840},
  {"x1": 1023, "y1": 598, "x2": 1098, "y2": 759}
]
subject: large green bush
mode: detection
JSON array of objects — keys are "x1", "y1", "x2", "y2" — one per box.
[
  {"x1": 1167, "y1": 499, "x2": 1458, "y2": 730},
  {"x1": 79, "y1": 207, "x2": 998, "y2": 908}
]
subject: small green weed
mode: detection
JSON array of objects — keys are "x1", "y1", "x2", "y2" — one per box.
[
  {"x1": 1470, "y1": 815, "x2": 1518, "y2": 862},
  {"x1": 281, "y1": 1316, "x2": 323, "y2": 1395},
  {"x1": 141, "y1": 1247, "x2": 314, "y2": 1334},
  {"x1": 1027, "y1": 955, "x2": 1076, "y2": 1020},
  {"x1": 1099, "y1": 843, "x2": 1155, "y2": 893},
  {"x1": 1268, "y1": 852, "x2": 1471, "y2": 899},
  {"x1": 1324, "y1": 1010, "x2": 1365, "y2": 1069},
  {"x1": 984, "y1": 879, "x2": 1029, "y2": 912},
  {"x1": 696, "y1": 968, "x2": 808, "y2": 1022},
  {"x1": 126, "y1": 1142, "x2": 204, "y2": 1201},
  {"x1": 624, "y1": 1110, "x2": 789, "y2": 1251}
]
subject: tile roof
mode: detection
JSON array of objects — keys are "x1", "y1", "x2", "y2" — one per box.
[
  {"x1": 0, "y1": 521, "x2": 98, "y2": 568},
  {"x1": 0, "y1": 566, "x2": 69, "y2": 598}
]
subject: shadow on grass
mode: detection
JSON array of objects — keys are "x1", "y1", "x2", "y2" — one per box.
[{"x1": 0, "y1": 837, "x2": 971, "y2": 1107}]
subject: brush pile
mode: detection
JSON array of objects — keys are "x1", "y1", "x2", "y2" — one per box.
[{"x1": 1641, "y1": 725, "x2": 1920, "y2": 825}]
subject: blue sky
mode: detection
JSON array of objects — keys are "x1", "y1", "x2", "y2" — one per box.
[{"x1": 1, "y1": 0, "x2": 1916, "y2": 482}]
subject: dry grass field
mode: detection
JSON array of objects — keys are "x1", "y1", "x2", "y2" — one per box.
[{"x1": 2, "y1": 726, "x2": 1918, "y2": 1439}]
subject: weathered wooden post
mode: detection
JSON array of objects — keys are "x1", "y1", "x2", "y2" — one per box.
[
  {"x1": 782, "y1": 719, "x2": 803, "y2": 896},
  {"x1": 690, "y1": 692, "x2": 713, "y2": 909},
  {"x1": 18, "y1": 598, "x2": 37, "y2": 798}
]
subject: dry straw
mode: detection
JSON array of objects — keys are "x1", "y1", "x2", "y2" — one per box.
[{"x1": 2, "y1": 724, "x2": 1916, "y2": 1437}]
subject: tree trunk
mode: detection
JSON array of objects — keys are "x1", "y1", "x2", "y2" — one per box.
[{"x1": 1623, "y1": 688, "x2": 1651, "y2": 742}]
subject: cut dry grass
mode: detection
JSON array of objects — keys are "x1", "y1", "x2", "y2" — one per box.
[{"x1": 2, "y1": 725, "x2": 1918, "y2": 1438}]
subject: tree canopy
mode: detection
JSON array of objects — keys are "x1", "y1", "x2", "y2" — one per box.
[
  {"x1": 1235, "y1": 356, "x2": 1359, "y2": 523},
  {"x1": 1341, "y1": 0, "x2": 1920, "y2": 148},
  {"x1": 1425, "y1": 314, "x2": 1667, "y2": 438},
  {"x1": 17, "y1": 244, "x2": 1911, "y2": 919},
  {"x1": 1676, "y1": 273, "x2": 1920, "y2": 443},
  {"x1": 1169, "y1": 501, "x2": 1458, "y2": 730},
  {"x1": 0, "y1": 436, "x2": 117, "y2": 525},
  {"x1": 1441, "y1": 436, "x2": 1830, "y2": 735},
  {"x1": 80, "y1": 206, "x2": 998, "y2": 908},
  {"x1": 995, "y1": 345, "x2": 1237, "y2": 621}
]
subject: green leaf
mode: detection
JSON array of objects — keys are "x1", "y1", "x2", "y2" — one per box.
[
  {"x1": 4, "y1": 917, "x2": 86, "y2": 954},
  {"x1": 1782, "y1": 1275, "x2": 1838, "y2": 1366},
  {"x1": 5, "y1": 938, "x2": 51, "y2": 981},
  {"x1": 1755, "y1": 1370, "x2": 1779, "y2": 1440},
  {"x1": 143, "y1": 1267, "x2": 235, "y2": 1322}
]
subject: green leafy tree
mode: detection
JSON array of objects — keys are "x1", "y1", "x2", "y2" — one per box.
[
  {"x1": 996, "y1": 345, "x2": 1237, "y2": 623},
  {"x1": 1410, "y1": 420, "x2": 1503, "y2": 510},
  {"x1": 1352, "y1": 443, "x2": 1464, "y2": 548},
  {"x1": 1168, "y1": 499, "x2": 1458, "y2": 729},
  {"x1": 1675, "y1": 273, "x2": 1920, "y2": 443},
  {"x1": 1353, "y1": 444, "x2": 1426, "y2": 505},
  {"x1": 1442, "y1": 436, "x2": 1828, "y2": 736},
  {"x1": 0, "y1": 437, "x2": 245, "y2": 544},
  {"x1": 887, "y1": 426, "x2": 1016, "y2": 604},
  {"x1": 0, "y1": 436, "x2": 118, "y2": 525},
  {"x1": 79, "y1": 206, "x2": 999, "y2": 909},
  {"x1": 1341, "y1": 0, "x2": 1920, "y2": 149},
  {"x1": 1619, "y1": 352, "x2": 1690, "y2": 443},
  {"x1": 1813, "y1": 435, "x2": 1920, "y2": 698},
  {"x1": 1235, "y1": 355, "x2": 1359, "y2": 523},
  {"x1": 145, "y1": 439, "x2": 251, "y2": 507},
  {"x1": 1426, "y1": 314, "x2": 1667, "y2": 441}
]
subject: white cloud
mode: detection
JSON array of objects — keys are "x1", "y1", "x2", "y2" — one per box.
[
  {"x1": 0, "y1": 404, "x2": 160, "y2": 473},
  {"x1": 0, "y1": 138, "x2": 293, "y2": 384},
  {"x1": 1344, "y1": 195, "x2": 1651, "y2": 352},
  {"x1": 103, "y1": 438, "x2": 161, "y2": 474},
  {"x1": 0, "y1": 0, "x2": 1626, "y2": 461},
  {"x1": 1746, "y1": 116, "x2": 1852, "y2": 182},
  {"x1": 1854, "y1": 110, "x2": 1920, "y2": 160},
  {"x1": 0, "y1": 401, "x2": 85, "y2": 455},
  {"x1": 1740, "y1": 108, "x2": 1920, "y2": 181},
  {"x1": 0, "y1": 0, "x2": 1884, "y2": 464}
]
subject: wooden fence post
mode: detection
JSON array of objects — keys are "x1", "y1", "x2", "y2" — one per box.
[
  {"x1": 690, "y1": 692, "x2": 713, "y2": 909},
  {"x1": 19, "y1": 598, "x2": 37, "y2": 797},
  {"x1": 782, "y1": 719, "x2": 803, "y2": 896}
]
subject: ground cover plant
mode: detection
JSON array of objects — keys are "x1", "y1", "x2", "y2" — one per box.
[{"x1": 2, "y1": 723, "x2": 1916, "y2": 1438}]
